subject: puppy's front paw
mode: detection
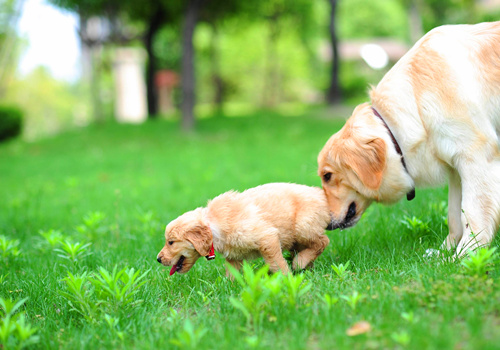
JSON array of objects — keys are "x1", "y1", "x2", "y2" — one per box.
[{"x1": 424, "y1": 248, "x2": 440, "y2": 258}]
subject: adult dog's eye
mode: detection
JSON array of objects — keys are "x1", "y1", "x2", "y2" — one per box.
[
  {"x1": 168, "y1": 241, "x2": 174, "y2": 246},
  {"x1": 323, "y1": 172, "x2": 332, "y2": 182}
]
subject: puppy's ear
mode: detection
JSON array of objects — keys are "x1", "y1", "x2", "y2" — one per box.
[
  {"x1": 185, "y1": 225, "x2": 212, "y2": 257},
  {"x1": 344, "y1": 137, "x2": 386, "y2": 190}
]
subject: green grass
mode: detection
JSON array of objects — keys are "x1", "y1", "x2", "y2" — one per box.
[{"x1": 1, "y1": 111, "x2": 499, "y2": 349}]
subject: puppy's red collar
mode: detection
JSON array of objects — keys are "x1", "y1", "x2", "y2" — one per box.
[
  {"x1": 203, "y1": 215, "x2": 216, "y2": 260},
  {"x1": 371, "y1": 106, "x2": 415, "y2": 201},
  {"x1": 206, "y1": 243, "x2": 215, "y2": 260}
]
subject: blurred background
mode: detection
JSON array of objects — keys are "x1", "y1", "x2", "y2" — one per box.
[{"x1": 1, "y1": 0, "x2": 499, "y2": 141}]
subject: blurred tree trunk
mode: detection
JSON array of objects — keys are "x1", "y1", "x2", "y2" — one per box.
[
  {"x1": 408, "y1": 0, "x2": 423, "y2": 43},
  {"x1": 181, "y1": 0, "x2": 200, "y2": 130},
  {"x1": 144, "y1": 7, "x2": 165, "y2": 118},
  {"x1": 90, "y1": 49, "x2": 103, "y2": 122},
  {"x1": 79, "y1": 15, "x2": 103, "y2": 122},
  {"x1": 263, "y1": 10, "x2": 281, "y2": 108},
  {"x1": 210, "y1": 23, "x2": 224, "y2": 115},
  {"x1": 462, "y1": 0, "x2": 477, "y2": 23},
  {"x1": 326, "y1": 0, "x2": 341, "y2": 105}
]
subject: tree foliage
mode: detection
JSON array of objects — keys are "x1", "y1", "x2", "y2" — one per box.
[
  {"x1": 40, "y1": 0, "x2": 498, "y2": 130},
  {"x1": 338, "y1": 0, "x2": 408, "y2": 40},
  {"x1": 0, "y1": 0, "x2": 22, "y2": 95}
]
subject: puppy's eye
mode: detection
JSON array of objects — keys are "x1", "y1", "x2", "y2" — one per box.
[
  {"x1": 323, "y1": 172, "x2": 332, "y2": 182},
  {"x1": 168, "y1": 241, "x2": 174, "y2": 246}
]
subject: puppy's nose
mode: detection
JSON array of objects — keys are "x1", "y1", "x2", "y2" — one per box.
[{"x1": 157, "y1": 256, "x2": 162, "y2": 263}]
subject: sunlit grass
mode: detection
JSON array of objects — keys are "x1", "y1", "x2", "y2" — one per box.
[{"x1": 0, "y1": 111, "x2": 499, "y2": 349}]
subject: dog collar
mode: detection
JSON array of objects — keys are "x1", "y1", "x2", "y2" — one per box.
[
  {"x1": 206, "y1": 243, "x2": 215, "y2": 260},
  {"x1": 371, "y1": 107, "x2": 415, "y2": 201},
  {"x1": 202, "y1": 212, "x2": 216, "y2": 260}
]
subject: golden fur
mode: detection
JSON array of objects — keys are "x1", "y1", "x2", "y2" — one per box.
[
  {"x1": 157, "y1": 183, "x2": 331, "y2": 275},
  {"x1": 318, "y1": 22, "x2": 500, "y2": 256}
]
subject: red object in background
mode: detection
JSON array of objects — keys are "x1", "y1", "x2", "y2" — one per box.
[
  {"x1": 155, "y1": 70, "x2": 179, "y2": 88},
  {"x1": 155, "y1": 70, "x2": 179, "y2": 114}
]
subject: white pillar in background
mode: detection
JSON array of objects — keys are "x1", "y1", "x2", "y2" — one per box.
[{"x1": 113, "y1": 48, "x2": 147, "y2": 123}]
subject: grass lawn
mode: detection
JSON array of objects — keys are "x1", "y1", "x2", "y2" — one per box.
[{"x1": 1, "y1": 110, "x2": 499, "y2": 349}]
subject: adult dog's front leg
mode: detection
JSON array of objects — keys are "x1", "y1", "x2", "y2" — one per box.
[
  {"x1": 455, "y1": 160, "x2": 500, "y2": 257},
  {"x1": 441, "y1": 169, "x2": 463, "y2": 250}
]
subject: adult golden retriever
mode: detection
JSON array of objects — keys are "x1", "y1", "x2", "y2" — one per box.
[
  {"x1": 156, "y1": 183, "x2": 331, "y2": 276},
  {"x1": 318, "y1": 22, "x2": 500, "y2": 256}
]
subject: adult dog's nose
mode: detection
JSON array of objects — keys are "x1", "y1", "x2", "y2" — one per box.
[{"x1": 157, "y1": 256, "x2": 162, "y2": 263}]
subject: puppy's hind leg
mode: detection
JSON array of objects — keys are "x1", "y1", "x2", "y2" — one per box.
[
  {"x1": 225, "y1": 259, "x2": 242, "y2": 281},
  {"x1": 292, "y1": 234, "x2": 329, "y2": 271},
  {"x1": 258, "y1": 231, "x2": 291, "y2": 274}
]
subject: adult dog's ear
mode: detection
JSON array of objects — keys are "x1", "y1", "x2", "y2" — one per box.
[
  {"x1": 185, "y1": 225, "x2": 212, "y2": 257},
  {"x1": 343, "y1": 137, "x2": 387, "y2": 190}
]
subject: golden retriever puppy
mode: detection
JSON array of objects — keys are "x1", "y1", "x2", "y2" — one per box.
[
  {"x1": 156, "y1": 183, "x2": 331, "y2": 276},
  {"x1": 318, "y1": 22, "x2": 500, "y2": 257}
]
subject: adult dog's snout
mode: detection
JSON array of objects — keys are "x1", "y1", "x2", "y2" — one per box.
[
  {"x1": 326, "y1": 202, "x2": 358, "y2": 231},
  {"x1": 326, "y1": 219, "x2": 336, "y2": 231},
  {"x1": 157, "y1": 256, "x2": 162, "y2": 263}
]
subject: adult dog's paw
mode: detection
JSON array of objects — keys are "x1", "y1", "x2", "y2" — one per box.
[{"x1": 424, "y1": 248, "x2": 441, "y2": 258}]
